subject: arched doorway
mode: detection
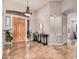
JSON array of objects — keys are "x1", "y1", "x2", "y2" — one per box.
[{"x1": 62, "y1": 9, "x2": 77, "y2": 43}]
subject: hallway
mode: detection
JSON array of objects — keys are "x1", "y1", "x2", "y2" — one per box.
[{"x1": 3, "y1": 42, "x2": 75, "y2": 59}]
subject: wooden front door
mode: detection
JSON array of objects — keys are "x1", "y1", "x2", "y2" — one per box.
[{"x1": 12, "y1": 17, "x2": 25, "y2": 43}]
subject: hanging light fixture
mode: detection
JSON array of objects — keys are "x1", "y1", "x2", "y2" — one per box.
[{"x1": 24, "y1": 0, "x2": 32, "y2": 17}]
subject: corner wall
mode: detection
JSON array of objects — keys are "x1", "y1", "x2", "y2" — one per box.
[
  {"x1": 36, "y1": 1, "x2": 64, "y2": 45},
  {"x1": 62, "y1": 0, "x2": 77, "y2": 12}
]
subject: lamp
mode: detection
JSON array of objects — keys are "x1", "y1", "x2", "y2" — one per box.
[{"x1": 24, "y1": 0, "x2": 32, "y2": 17}]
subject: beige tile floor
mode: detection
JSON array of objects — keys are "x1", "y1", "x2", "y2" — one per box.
[{"x1": 3, "y1": 41, "x2": 75, "y2": 59}]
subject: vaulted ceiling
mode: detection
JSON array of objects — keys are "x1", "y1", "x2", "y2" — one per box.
[{"x1": 3, "y1": 0, "x2": 62, "y2": 12}]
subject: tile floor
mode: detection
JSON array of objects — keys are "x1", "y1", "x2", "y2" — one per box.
[{"x1": 3, "y1": 41, "x2": 75, "y2": 59}]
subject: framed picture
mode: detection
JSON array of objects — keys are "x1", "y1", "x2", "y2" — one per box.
[{"x1": 5, "y1": 16, "x2": 11, "y2": 27}]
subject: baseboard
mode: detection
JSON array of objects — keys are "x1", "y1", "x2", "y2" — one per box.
[{"x1": 48, "y1": 42, "x2": 64, "y2": 45}]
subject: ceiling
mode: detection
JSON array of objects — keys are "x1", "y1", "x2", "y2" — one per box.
[{"x1": 3, "y1": 0, "x2": 62, "y2": 12}]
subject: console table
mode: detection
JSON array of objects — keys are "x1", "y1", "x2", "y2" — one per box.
[{"x1": 33, "y1": 33, "x2": 49, "y2": 45}]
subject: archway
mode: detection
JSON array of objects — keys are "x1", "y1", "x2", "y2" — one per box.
[{"x1": 62, "y1": 9, "x2": 77, "y2": 43}]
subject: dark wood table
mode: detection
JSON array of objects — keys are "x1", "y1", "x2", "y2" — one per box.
[{"x1": 33, "y1": 33, "x2": 49, "y2": 45}]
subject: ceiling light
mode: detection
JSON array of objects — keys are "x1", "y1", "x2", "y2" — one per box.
[{"x1": 24, "y1": 0, "x2": 32, "y2": 17}]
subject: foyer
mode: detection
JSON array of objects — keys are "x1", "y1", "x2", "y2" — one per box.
[{"x1": 2, "y1": 0, "x2": 77, "y2": 59}]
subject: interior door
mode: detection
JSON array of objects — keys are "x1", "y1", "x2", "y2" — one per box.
[{"x1": 12, "y1": 17, "x2": 25, "y2": 43}]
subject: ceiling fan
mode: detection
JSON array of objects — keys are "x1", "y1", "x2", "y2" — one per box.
[{"x1": 6, "y1": 0, "x2": 32, "y2": 17}]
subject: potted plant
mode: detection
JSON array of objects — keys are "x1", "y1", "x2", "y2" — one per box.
[
  {"x1": 27, "y1": 30, "x2": 32, "y2": 39},
  {"x1": 4, "y1": 29, "x2": 13, "y2": 45},
  {"x1": 27, "y1": 30, "x2": 33, "y2": 42}
]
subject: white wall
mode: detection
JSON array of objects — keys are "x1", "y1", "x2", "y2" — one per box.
[
  {"x1": 62, "y1": 0, "x2": 77, "y2": 12},
  {"x1": 62, "y1": 14, "x2": 67, "y2": 44},
  {"x1": 36, "y1": 1, "x2": 64, "y2": 45},
  {"x1": 49, "y1": 1, "x2": 63, "y2": 45},
  {"x1": 30, "y1": 12, "x2": 37, "y2": 33},
  {"x1": 36, "y1": 3, "x2": 50, "y2": 34},
  {"x1": 3, "y1": 0, "x2": 26, "y2": 12},
  {"x1": 49, "y1": 1, "x2": 62, "y2": 34},
  {"x1": 49, "y1": 1, "x2": 62, "y2": 16}
]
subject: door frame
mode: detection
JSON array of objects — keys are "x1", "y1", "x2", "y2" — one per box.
[{"x1": 5, "y1": 14, "x2": 27, "y2": 43}]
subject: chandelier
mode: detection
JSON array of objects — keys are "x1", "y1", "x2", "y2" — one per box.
[{"x1": 24, "y1": 0, "x2": 32, "y2": 17}]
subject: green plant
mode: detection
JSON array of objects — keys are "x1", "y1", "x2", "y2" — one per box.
[
  {"x1": 27, "y1": 30, "x2": 32, "y2": 38},
  {"x1": 4, "y1": 30, "x2": 13, "y2": 42}
]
